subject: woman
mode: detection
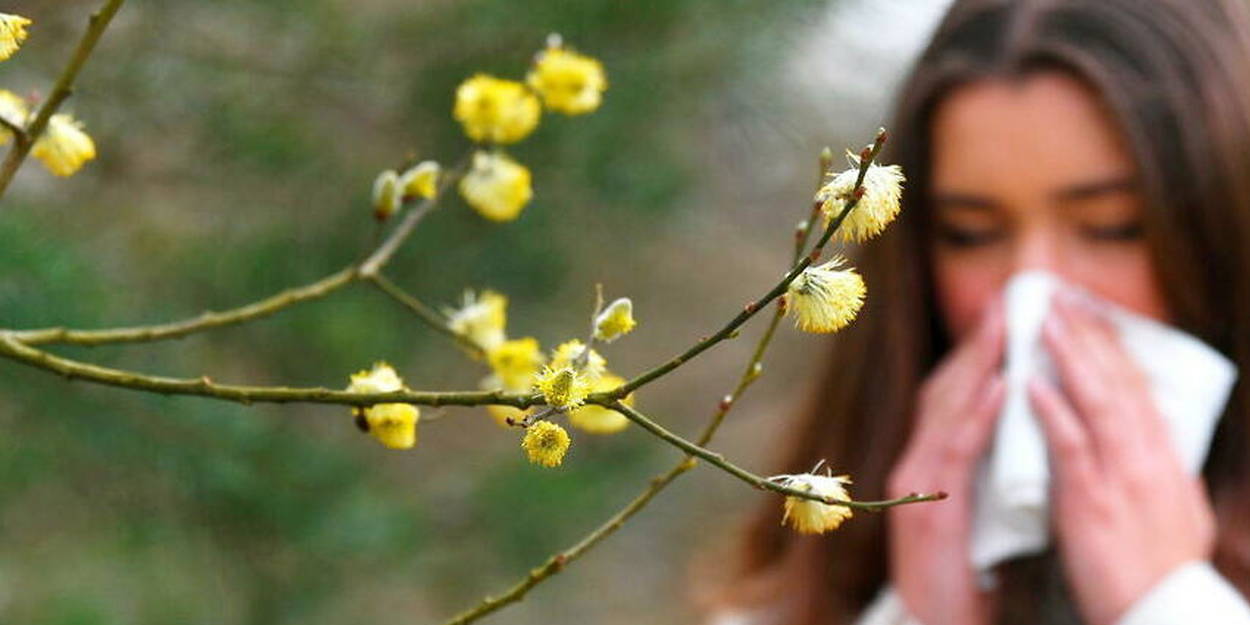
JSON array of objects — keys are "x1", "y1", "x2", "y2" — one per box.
[{"x1": 706, "y1": 1, "x2": 1250, "y2": 624}]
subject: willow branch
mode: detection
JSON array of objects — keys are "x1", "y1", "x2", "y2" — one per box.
[
  {"x1": 0, "y1": 0, "x2": 126, "y2": 199},
  {"x1": 608, "y1": 402, "x2": 941, "y2": 511},
  {"x1": 9, "y1": 159, "x2": 463, "y2": 347},
  {"x1": 439, "y1": 455, "x2": 697, "y2": 625},
  {"x1": 366, "y1": 272, "x2": 485, "y2": 359},
  {"x1": 359, "y1": 157, "x2": 469, "y2": 277},
  {"x1": 0, "y1": 332, "x2": 533, "y2": 408},
  {"x1": 13, "y1": 268, "x2": 357, "y2": 346},
  {"x1": 440, "y1": 138, "x2": 899, "y2": 625},
  {"x1": 441, "y1": 302, "x2": 788, "y2": 625},
  {"x1": 0, "y1": 116, "x2": 27, "y2": 144},
  {"x1": 603, "y1": 130, "x2": 886, "y2": 399}
]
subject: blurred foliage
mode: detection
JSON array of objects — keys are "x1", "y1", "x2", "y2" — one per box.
[{"x1": 0, "y1": 0, "x2": 826, "y2": 623}]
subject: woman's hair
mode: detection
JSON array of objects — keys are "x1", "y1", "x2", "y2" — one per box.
[{"x1": 705, "y1": 1, "x2": 1250, "y2": 623}]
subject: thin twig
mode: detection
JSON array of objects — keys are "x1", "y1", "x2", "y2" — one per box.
[
  {"x1": 13, "y1": 268, "x2": 357, "y2": 346},
  {"x1": 0, "y1": 0, "x2": 126, "y2": 199},
  {"x1": 360, "y1": 156, "x2": 469, "y2": 277},
  {"x1": 0, "y1": 333, "x2": 534, "y2": 408},
  {"x1": 367, "y1": 272, "x2": 486, "y2": 359},
  {"x1": 0, "y1": 115, "x2": 27, "y2": 145},
  {"x1": 439, "y1": 135, "x2": 901, "y2": 625},
  {"x1": 439, "y1": 456, "x2": 697, "y2": 625},
  {"x1": 8, "y1": 157, "x2": 464, "y2": 346},
  {"x1": 573, "y1": 283, "x2": 604, "y2": 369},
  {"x1": 598, "y1": 129, "x2": 887, "y2": 400},
  {"x1": 608, "y1": 402, "x2": 942, "y2": 511}
]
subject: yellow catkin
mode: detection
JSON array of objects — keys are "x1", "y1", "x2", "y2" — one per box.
[
  {"x1": 459, "y1": 150, "x2": 533, "y2": 222},
  {"x1": 534, "y1": 365, "x2": 593, "y2": 410},
  {"x1": 346, "y1": 362, "x2": 419, "y2": 450},
  {"x1": 549, "y1": 339, "x2": 606, "y2": 380},
  {"x1": 445, "y1": 289, "x2": 509, "y2": 352},
  {"x1": 818, "y1": 155, "x2": 905, "y2": 243},
  {"x1": 31, "y1": 114, "x2": 96, "y2": 177},
  {"x1": 453, "y1": 74, "x2": 541, "y2": 144},
  {"x1": 400, "y1": 160, "x2": 440, "y2": 200},
  {"x1": 0, "y1": 13, "x2": 31, "y2": 61},
  {"x1": 777, "y1": 473, "x2": 854, "y2": 534},
  {"x1": 526, "y1": 37, "x2": 608, "y2": 115},
  {"x1": 522, "y1": 420, "x2": 571, "y2": 467},
  {"x1": 593, "y1": 297, "x2": 636, "y2": 342},
  {"x1": 568, "y1": 373, "x2": 633, "y2": 434},
  {"x1": 371, "y1": 169, "x2": 401, "y2": 221},
  {"x1": 0, "y1": 89, "x2": 28, "y2": 146},
  {"x1": 486, "y1": 337, "x2": 546, "y2": 391},
  {"x1": 786, "y1": 256, "x2": 866, "y2": 333}
]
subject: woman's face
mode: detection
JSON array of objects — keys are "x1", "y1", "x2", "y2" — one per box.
[{"x1": 929, "y1": 70, "x2": 1167, "y2": 341}]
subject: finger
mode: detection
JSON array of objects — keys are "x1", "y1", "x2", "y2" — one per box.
[
  {"x1": 897, "y1": 375, "x2": 1006, "y2": 498},
  {"x1": 943, "y1": 375, "x2": 1007, "y2": 471},
  {"x1": 1058, "y1": 293, "x2": 1163, "y2": 430},
  {"x1": 919, "y1": 299, "x2": 1005, "y2": 433},
  {"x1": 1028, "y1": 376, "x2": 1100, "y2": 491},
  {"x1": 1042, "y1": 309, "x2": 1115, "y2": 443},
  {"x1": 1050, "y1": 295, "x2": 1170, "y2": 461}
]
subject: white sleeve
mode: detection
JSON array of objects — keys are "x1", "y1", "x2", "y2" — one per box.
[
  {"x1": 1116, "y1": 561, "x2": 1250, "y2": 625},
  {"x1": 856, "y1": 586, "x2": 924, "y2": 625}
]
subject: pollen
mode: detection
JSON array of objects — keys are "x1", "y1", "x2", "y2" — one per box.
[
  {"x1": 445, "y1": 289, "x2": 509, "y2": 352},
  {"x1": 818, "y1": 153, "x2": 904, "y2": 243},
  {"x1": 549, "y1": 339, "x2": 606, "y2": 380},
  {"x1": 346, "y1": 362, "x2": 420, "y2": 450},
  {"x1": 459, "y1": 150, "x2": 533, "y2": 222},
  {"x1": 0, "y1": 13, "x2": 31, "y2": 61},
  {"x1": 400, "y1": 160, "x2": 440, "y2": 200},
  {"x1": 486, "y1": 337, "x2": 546, "y2": 391},
  {"x1": 593, "y1": 297, "x2": 636, "y2": 343},
  {"x1": 31, "y1": 113, "x2": 96, "y2": 177},
  {"x1": 534, "y1": 365, "x2": 593, "y2": 410},
  {"x1": 776, "y1": 472, "x2": 854, "y2": 534},
  {"x1": 526, "y1": 35, "x2": 607, "y2": 116},
  {"x1": 0, "y1": 89, "x2": 28, "y2": 145},
  {"x1": 522, "y1": 420, "x2": 571, "y2": 467},
  {"x1": 371, "y1": 169, "x2": 401, "y2": 221},
  {"x1": 453, "y1": 74, "x2": 541, "y2": 145},
  {"x1": 786, "y1": 256, "x2": 866, "y2": 333}
]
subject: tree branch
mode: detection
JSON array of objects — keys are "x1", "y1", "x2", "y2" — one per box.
[
  {"x1": 366, "y1": 272, "x2": 486, "y2": 359},
  {"x1": 602, "y1": 130, "x2": 886, "y2": 399},
  {"x1": 0, "y1": 332, "x2": 533, "y2": 408},
  {"x1": 12, "y1": 267, "x2": 357, "y2": 346},
  {"x1": 8, "y1": 158, "x2": 463, "y2": 346},
  {"x1": 608, "y1": 402, "x2": 942, "y2": 511},
  {"x1": 359, "y1": 157, "x2": 469, "y2": 277},
  {"x1": 438, "y1": 134, "x2": 908, "y2": 625}
]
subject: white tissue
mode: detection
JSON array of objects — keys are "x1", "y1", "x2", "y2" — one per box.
[{"x1": 969, "y1": 271, "x2": 1236, "y2": 577}]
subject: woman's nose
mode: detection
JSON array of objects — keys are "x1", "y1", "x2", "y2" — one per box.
[{"x1": 1010, "y1": 229, "x2": 1063, "y2": 276}]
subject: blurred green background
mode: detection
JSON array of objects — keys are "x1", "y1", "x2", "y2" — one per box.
[{"x1": 0, "y1": 1, "x2": 944, "y2": 623}]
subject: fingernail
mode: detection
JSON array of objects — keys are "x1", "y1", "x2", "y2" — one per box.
[
  {"x1": 1062, "y1": 287, "x2": 1105, "y2": 319},
  {"x1": 985, "y1": 297, "x2": 1005, "y2": 328},
  {"x1": 988, "y1": 375, "x2": 1006, "y2": 397},
  {"x1": 1043, "y1": 312, "x2": 1064, "y2": 338}
]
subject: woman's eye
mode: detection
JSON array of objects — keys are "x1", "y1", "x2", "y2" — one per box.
[
  {"x1": 1082, "y1": 220, "x2": 1144, "y2": 241},
  {"x1": 936, "y1": 225, "x2": 1001, "y2": 247}
]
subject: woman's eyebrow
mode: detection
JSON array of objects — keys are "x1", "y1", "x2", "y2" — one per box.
[
  {"x1": 1051, "y1": 175, "x2": 1137, "y2": 202},
  {"x1": 931, "y1": 191, "x2": 997, "y2": 210}
]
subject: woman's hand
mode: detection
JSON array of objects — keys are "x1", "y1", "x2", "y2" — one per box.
[
  {"x1": 1029, "y1": 290, "x2": 1217, "y2": 625},
  {"x1": 887, "y1": 300, "x2": 1006, "y2": 625}
]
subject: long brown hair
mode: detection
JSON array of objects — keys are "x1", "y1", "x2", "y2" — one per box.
[{"x1": 707, "y1": 1, "x2": 1250, "y2": 623}]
